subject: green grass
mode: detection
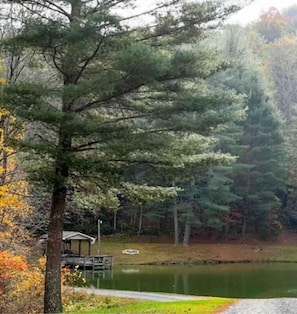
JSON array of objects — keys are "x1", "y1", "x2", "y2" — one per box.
[
  {"x1": 66, "y1": 297, "x2": 234, "y2": 314},
  {"x1": 71, "y1": 237, "x2": 297, "y2": 265}
]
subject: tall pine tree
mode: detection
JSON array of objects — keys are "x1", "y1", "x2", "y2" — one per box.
[{"x1": 1, "y1": 1, "x2": 241, "y2": 312}]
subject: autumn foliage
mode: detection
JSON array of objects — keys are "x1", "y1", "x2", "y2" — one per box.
[
  {"x1": 0, "y1": 62, "x2": 31, "y2": 251},
  {"x1": 0, "y1": 250, "x2": 44, "y2": 314},
  {"x1": 0, "y1": 62, "x2": 44, "y2": 313},
  {"x1": 0, "y1": 251, "x2": 88, "y2": 313}
]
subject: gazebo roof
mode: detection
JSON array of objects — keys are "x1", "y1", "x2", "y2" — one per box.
[
  {"x1": 62, "y1": 231, "x2": 95, "y2": 242},
  {"x1": 40, "y1": 231, "x2": 95, "y2": 243}
]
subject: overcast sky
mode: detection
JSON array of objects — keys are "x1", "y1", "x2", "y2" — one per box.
[
  {"x1": 134, "y1": 0, "x2": 297, "y2": 25},
  {"x1": 228, "y1": 0, "x2": 297, "y2": 25}
]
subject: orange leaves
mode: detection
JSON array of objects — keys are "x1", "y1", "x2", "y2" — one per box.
[
  {"x1": 0, "y1": 251, "x2": 45, "y2": 313},
  {"x1": 0, "y1": 250, "x2": 29, "y2": 293},
  {"x1": 0, "y1": 250, "x2": 28, "y2": 272},
  {"x1": 259, "y1": 7, "x2": 292, "y2": 25},
  {"x1": 254, "y1": 7, "x2": 293, "y2": 43}
]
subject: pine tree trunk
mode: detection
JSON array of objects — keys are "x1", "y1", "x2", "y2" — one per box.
[
  {"x1": 44, "y1": 185, "x2": 66, "y2": 314},
  {"x1": 183, "y1": 210, "x2": 191, "y2": 247},
  {"x1": 172, "y1": 182, "x2": 179, "y2": 246},
  {"x1": 173, "y1": 204, "x2": 179, "y2": 246},
  {"x1": 113, "y1": 210, "x2": 117, "y2": 233},
  {"x1": 44, "y1": 125, "x2": 70, "y2": 313},
  {"x1": 183, "y1": 178, "x2": 194, "y2": 246},
  {"x1": 138, "y1": 206, "x2": 143, "y2": 236},
  {"x1": 242, "y1": 208, "x2": 247, "y2": 237}
]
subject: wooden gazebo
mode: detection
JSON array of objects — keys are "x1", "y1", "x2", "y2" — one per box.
[
  {"x1": 40, "y1": 231, "x2": 96, "y2": 256},
  {"x1": 39, "y1": 231, "x2": 113, "y2": 270},
  {"x1": 62, "y1": 231, "x2": 95, "y2": 256}
]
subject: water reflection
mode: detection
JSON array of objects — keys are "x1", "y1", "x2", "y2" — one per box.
[{"x1": 84, "y1": 263, "x2": 297, "y2": 298}]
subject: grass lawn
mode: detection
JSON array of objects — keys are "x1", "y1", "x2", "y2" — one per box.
[
  {"x1": 65, "y1": 295, "x2": 235, "y2": 314},
  {"x1": 71, "y1": 233, "x2": 297, "y2": 265}
]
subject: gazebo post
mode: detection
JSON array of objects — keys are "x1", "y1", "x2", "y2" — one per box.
[
  {"x1": 88, "y1": 241, "x2": 91, "y2": 256},
  {"x1": 78, "y1": 240, "x2": 82, "y2": 256}
]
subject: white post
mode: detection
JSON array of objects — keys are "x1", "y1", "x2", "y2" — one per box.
[{"x1": 97, "y1": 219, "x2": 102, "y2": 255}]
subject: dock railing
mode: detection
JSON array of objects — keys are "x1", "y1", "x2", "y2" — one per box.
[{"x1": 62, "y1": 254, "x2": 113, "y2": 271}]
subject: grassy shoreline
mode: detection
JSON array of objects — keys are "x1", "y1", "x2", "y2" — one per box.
[
  {"x1": 96, "y1": 237, "x2": 297, "y2": 265},
  {"x1": 69, "y1": 232, "x2": 297, "y2": 265}
]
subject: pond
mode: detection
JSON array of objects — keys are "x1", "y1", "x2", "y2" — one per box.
[{"x1": 84, "y1": 263, "x2": 297, "y2": 298}]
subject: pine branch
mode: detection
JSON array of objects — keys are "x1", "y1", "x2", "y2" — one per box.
[{"x1": 74, "y1": 30, "x2": 107, "y2": 84}]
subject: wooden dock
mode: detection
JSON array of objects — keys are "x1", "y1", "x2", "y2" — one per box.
[{"x1": 62, "y1": 254, "x2": 113, "y2": 271}]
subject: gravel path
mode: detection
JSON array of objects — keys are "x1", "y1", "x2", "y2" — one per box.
[
  {"x1": 223, "y1": 298, "x2": 297, "y2": 314},
  {"x1": 73, "y1": 287, "x2": 206, "y2": 302}
]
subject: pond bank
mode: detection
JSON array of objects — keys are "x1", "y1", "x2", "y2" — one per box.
[
  {"x1": 143, "y1": 259, "x2": 297, "y2": 265},
  {"x1": 100, "y1": 238, "x2": 297, "y2": 266}
]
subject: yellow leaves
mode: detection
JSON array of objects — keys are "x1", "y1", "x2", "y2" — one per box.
[
  {"x1": 0, "y1": 57, "x2": 5, "y2": 85},
  {"x1": 0, "y1": 61, "x2": 31, "y2": 253},
  {"x1": 0, "y1": 181, "x2": 31, "y2": 216},
  {"x1": 0, "y1": 251, "x2": 44, "y2": 314},
  {"x1": 13, "y1": 264, "x2": 44, "y2": 300},
  {"x1": 0, "y1": 108, "x2": 9, "y2": 117},
  {"x1": 0, "y1": 157, "x2": 32, "y2": 246},
  {"x1": 62, "y1": 266, "x2": 86, "y2": 287}
]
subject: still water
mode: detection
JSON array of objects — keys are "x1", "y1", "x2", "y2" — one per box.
[{"x1": 84, "y1": 263, "x2": 297, "y2": 298}]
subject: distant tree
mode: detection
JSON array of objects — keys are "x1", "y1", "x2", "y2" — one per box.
[
  {"x1": 253, "y1": 7, "x2": 292, "y2": 42},
  {"x1": 215, "y1": 66, "x2": 286, "y2": 238},
  {"x1": 283, "y1": 5, "x2": 297, "y2": 30},
  {"x1": 263, "y1": 37, "x2": 297, "y2": 122},
  {"x1": 210, "y1": 22, "x2": 288, "y2": 238},
  {"x1": 259, "y1": 34, "x2": 297, "y2": 228}
]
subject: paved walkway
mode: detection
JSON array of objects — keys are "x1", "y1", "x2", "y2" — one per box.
[{"x1": 73, "y1": 287, "x2": 207, "y2": 302}]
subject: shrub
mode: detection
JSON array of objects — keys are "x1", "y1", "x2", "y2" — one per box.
[{"x1": 0, "y1": 251, "x2": 44, "y2": 314}]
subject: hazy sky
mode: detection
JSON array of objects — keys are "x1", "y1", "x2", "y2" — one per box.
[
  {"x1": 229, "y1": 0, "x2": 297, "y2": 24},
  {"x1": 134, "y1": 0, "x2": 297, "y2": 25}
]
